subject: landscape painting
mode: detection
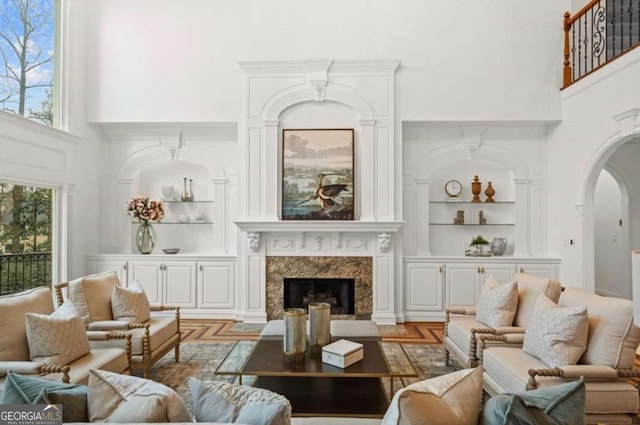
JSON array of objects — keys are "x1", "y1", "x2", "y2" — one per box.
[{"x1": 282, "y1": 129, "x2": 354, "y2": 220}]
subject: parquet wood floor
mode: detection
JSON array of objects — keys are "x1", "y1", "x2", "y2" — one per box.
[{"x1": 179, "y1": 319, "x2": 444, "y2": 344}]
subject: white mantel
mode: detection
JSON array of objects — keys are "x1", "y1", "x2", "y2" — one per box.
[{"x1": 236, "y1": 59, "x2": 403, "y2": 324}]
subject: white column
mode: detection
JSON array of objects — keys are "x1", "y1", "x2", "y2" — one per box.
[
  {"x1": 264, "y1": 120, "x2": 279, "y2": 219},
  {"x1": 415, "y1": 179, "x2": 431, "y2": 255},
  {"x1": 372, "y1": 233, "x2": 397, "y2": 324},
  {"x1": 359, "y1": 120, "x2": 376, "y2": 220},
  {"x1": 513, "y1": 178, "x2": 530, "y2": 257},
  {"x1": 212, "y1": 178, "x2": 227, "y2": 253}
]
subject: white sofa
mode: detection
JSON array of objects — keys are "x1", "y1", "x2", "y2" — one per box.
[{"x1": 481, "y1": 286, "x2": 640, "y2": 424}]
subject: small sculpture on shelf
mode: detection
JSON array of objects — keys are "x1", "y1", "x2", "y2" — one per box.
[
  {"x1": 484, "y1": 182, "x2": 495, "y2": 203},
  {"x1": 479, "y1": 210, "x2": 487, "y2": 225},
  {"x1": 453, "y1": 210, "x2": 465, "y2": 225},
  {"x1": 471, "y1": 175, "x2": 482, "y2": 203}
]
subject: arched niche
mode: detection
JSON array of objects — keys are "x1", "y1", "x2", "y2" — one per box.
[{"x1": 409, "y1": 143, "x2": 531, "y2": 257}]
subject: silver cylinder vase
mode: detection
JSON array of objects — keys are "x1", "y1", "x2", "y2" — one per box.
[
  {"x1": 309, "y1": 302, "x2": 331, "y2": 354},
  {"x1": 283, "y1": 308, "x2": 307, "y2": 360}
]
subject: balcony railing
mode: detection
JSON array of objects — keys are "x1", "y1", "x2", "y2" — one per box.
[
  {"x1": 563, "y1": 0, "x2": 640, "y2": 88},
  {"x1": 0, "y1": 252, "x2": 52, "y2": 296}
]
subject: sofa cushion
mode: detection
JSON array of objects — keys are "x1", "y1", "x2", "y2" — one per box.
[
  {"x1": 188, "y1": 378, "x2": 292, "y2": 425},
  {"x1": 512, "y1": 273, "x2": 562, "y2": 327},
  {"x1": 0, "y1": 287, "x2": 54, "y2": 361},
  {"x1": 65, "y1": 347, "x2": 129, "y2": 385},
  {"x1": 559, "y1": 287, "x2": 640, "y2": 368},
  {"x1": 446, "y1": 316, "x2": 489, "y2": 360},
  {"x1": 0, "y1": 371, "x2": 88, "y2": 422},
  {"x1": 381, "y1": 366, "x2": 483, "y2": 425},
  {"x1": 128, "y1": 315, "x2": 178, "y2": 355},
  {"x1": 68, "y1": 271, "x2": 120, "y2": 323},
  {"x1": 523, "y1": 294, "x2": 588, "y2": 367},
  {"x1": 25, "y1": 306, "x2": 91, "y2": 366},
  {"x1": 483, "y1": 378, "x2": 585, "y2": 425},
  {"x1": 476, "y1": 277, "x2": 518, "y2": 328},
  {"x1": 111, "y1": 280, "x2": 151, "y2": 323},
  {"x1": 87, "y1": 369, "x2": 192, "y2": 423}
]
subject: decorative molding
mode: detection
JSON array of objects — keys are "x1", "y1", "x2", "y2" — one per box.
[
  {"x1": 358, "y1": 119, "x2": 377, "y2": 126},
  {"x1": 345, "y1": 238, "x2": 368, "y2": 250},
  {"x1": 614, "y1": 108, "x2": 640, "y2": 135},
  {"x1": 315, "y1": 236, "x2": 325, "y2": 250},
  {"x1": 270, "y1": 237, "x2": 294, "y2": 250},
  {"x1": 334, "y1": 232, "x2": 343, "y2": 249},
  {"x1": 95, "y1": 122, "x2": 237, "y2": 143},
  {"x1": 378, "y1": 232, "x2": 391, "y2": 252},
  {"x1": 248, "y1": 232, "x2": 261, "y2": 251},
  {"x1": 297, "y1": 232, "x2": 306, "y2": 249},
  {"x1": 574, "y1": 204, "x2": 584, "y2": 217},
  {"x1": 462, "y1": 126, "x2": 486, "y2": 160},
  {"x1": 263, "y1": 119, "x2": 280, "y2": 127},
  {"x1": 234, "y1": 220, "x2": 404, "y2": 233}
]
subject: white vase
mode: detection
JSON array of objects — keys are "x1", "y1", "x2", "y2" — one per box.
[
  {"x1": 161, "y1": 184, "x2": 174, "y2": 200},
  {"x1": 490, "y1": 237, "x2": 507, "y2": 256}
]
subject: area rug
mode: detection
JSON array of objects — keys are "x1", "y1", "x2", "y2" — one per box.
[{"x1": 151, "y1": 341, "x2": 458, "y2": 412}]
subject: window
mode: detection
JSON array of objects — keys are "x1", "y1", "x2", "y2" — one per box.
[
  {"x1": 0, "y1": 183, "x2": 54, "y2": 295},
  {"x1": 0, "y1": 0, "x2": 58, "y2": 126}
]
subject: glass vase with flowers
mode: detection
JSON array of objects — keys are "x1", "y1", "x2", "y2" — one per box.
[{"x1": 127, "y1": 197, "x2": 164, "y2": 254}]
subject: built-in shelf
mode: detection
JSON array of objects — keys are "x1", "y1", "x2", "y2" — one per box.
[
  {"x1": 429, "y1": 201, "x2": 515, "y2": 205},
  {"x1": 131, "y1": 221, "x2": 213, "y2": 224},
  {"x1": 162, "y1": 200, "x2": 213, "y2": 203}
]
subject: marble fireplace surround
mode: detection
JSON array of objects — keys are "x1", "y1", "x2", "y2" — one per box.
[{"x1": 266, "y1": 256, "x2": 373, "y2": 320}]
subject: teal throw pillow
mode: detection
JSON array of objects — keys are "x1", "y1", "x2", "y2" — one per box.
[
  {"x1": 1, "y1": 371, "x2": 88, "y2": 423},
  {"x1": 483, "y1": 378, "x2": 585, "y2": 425}
]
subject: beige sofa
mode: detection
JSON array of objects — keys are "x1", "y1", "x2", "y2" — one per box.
[
  {"x1": 0, "y1": 287, "x2": 130, "y2": 397},
  {"x1": 444, "y1": 272, "x2": 562, "y2": 368},
  {"x1": 481, "y1": 286, "x2": 640, "y2": 424}
]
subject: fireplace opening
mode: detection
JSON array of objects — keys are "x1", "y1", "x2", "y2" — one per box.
[{"x1": 283, "y1": 278, "x2": 355, "y2": 315}]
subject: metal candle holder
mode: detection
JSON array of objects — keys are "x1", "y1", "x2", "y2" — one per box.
[
  {"x1": 309, "y1": 302, "x2": 331, "y2": 355},
  {"x1": 283, "y1": 308, "x2": 307, "y2": 362}
]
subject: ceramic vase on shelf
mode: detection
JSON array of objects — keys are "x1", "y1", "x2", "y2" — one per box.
[
  {"x1": 161, "y1": 184, "x2": 174, "y2": 201},
  {"x1": 471, "y1": 175, "x2": 482, "y2": 203},
  {"x1": 484, "y1": 182, "x2": 496, "y2": 202},
  {"x1": 135, "y1": 221, "x2": 156, "y2": 254},
  {"x1": 189, "y1": 179, "x2": 194, "y2": 201},
  {"x1": 490, "y1": 237, "x2": 507, "y2": 256},
  {"x1": 181, "y1": 177, "x2": 192, "y2": 202}
]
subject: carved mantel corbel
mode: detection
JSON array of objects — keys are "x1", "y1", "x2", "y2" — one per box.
[
  {"x1": 248, "y1": 232, "x2": 261, "y2": 252},
  {"x1": 378, "y1": 232, "x2": 391, "y2": 252}
]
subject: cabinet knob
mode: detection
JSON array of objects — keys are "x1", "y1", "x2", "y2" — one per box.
[
  {"x1": 123, "y1": 262, "x2": 128, "y2": 271},
  {"x1": 477, "y1": 266, "x2": 481, "y2": 274},
  {"x1": 199, "y1": 264, "x2": 203, "y2": 271},
  {"x1": 439, "y1": 265, "x2": 443, "y2": 273},
  {"x1": 520, "y1": 267, "x2": 524, "y2": 273},
  {"x1": 481, "y1": 266, "x2": 485, "y2": 273}
]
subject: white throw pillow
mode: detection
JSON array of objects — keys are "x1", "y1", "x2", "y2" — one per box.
[
  {"x1": 25, "y1": 302, "x2": 90, "y2": 365},
  {"x1": 382, "y1": 366, "x2": 484, "y2": 425},
  {"x1": 523, "y1": 294, "x2": 589, "y2": 367},
  {"x1": 188, "y1": 378, "x2": 291, "y2": 425},
  {"x1": 87, "y1": 369, "x2": 192, "y2": 423},
  {"x1": 111, "y1": 280, "x2": 150, "y2": 323},
  {"x1": 476, "y1": 277, "x2": 519, "y2": 328}
]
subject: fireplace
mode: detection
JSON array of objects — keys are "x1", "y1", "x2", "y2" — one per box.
[{"x1": 284, "y1": 278, "x2": 355, "y2": 315}]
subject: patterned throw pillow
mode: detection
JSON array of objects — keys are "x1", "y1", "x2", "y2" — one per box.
[
  {"x1": 87, "y1": 369, "x2": 192, "y2": 423},
  {"x1": 476, "y1": 277, "x2": 519, "y2": 328},
  {"x1": 25, "y1": 302, "x2": 90, "y2": 365},
  {"x1": 381, "y1": 366, "x2": 484, "y2": 425},
  {"x1": 111, "y1": 280, "x2": 150, "y2": 323},
  {"x1": 523, "y1": 294, "x2": 589, "y2": 367},
  {"x1": 188, "y1": 378, "x2": 292, "y2": 425}
]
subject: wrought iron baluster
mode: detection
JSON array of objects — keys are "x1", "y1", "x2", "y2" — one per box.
[
  {"x1": 584, "y1": 14, "x2": 589, "y2": 73},
  {"x1": 612, "y1": 1, "x2": 617, "y2": 57},
  {"x1": 621, "y1": 0, "x2": 625, "y2": 50},
  {"x1": 578, "y1": 16, "x2": 583, "y2": 77},
  {"x1": 629, "y1": 1, "x2": 634, "y2": 47},
  {"x1": 572, "y1": 25, "x2": 576, "y2": 80}
]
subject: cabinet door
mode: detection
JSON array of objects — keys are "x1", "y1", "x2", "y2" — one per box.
[
  {"x1": 198, "y1": 261, "x2": 236, "y2": 309},
  {"x1": 446, "y1": 263, "x2": 480, "y2": 307},
  {"x1": 478, "y1": 264, "x2": 516, "y2": 300},
  {"x1": 89, "y1": 259, "x2": 128, "y2": 284},
  {"x1": 129, "y1": 261, "x2": 163, "y2": 305},
  {"x1": 404, "y1": 263, "x2": 444, "y2": 312},
  {"x1": 517, "y1": 263, "x2": 558, "y2": 280},
  {"x1": 164, "y1": 261, "x2": 197, "y2": 308}
]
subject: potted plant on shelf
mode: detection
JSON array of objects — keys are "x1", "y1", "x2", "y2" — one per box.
[{"x1": 469, "y1": 235, "x2": 490, "y2": 255}]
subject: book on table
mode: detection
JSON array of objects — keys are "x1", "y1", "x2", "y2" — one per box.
[{"x1": 322, "y1": 339, "x2": 364, "y2": 368}]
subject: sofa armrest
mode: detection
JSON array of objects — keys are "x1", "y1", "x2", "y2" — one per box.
[
  {"x1": 86, "y1": 320, "x2": 131, "y2": 331},
  {"x1": 476, "y1": 334, "x2": 525, "y2": 363},
  {"x1": 527, "y1": 366, "x2": 640, "y2": 389},
  {"x1": 0, "y1": 361, "x2": 71, "y2": 383},
  {"x1": 444, "y1": 307, "x2": 477, "y2": 337},
  {"x1": 492, "y1": 326, "x2": 526, "y2": 335},
  {"x1": 87, "y1": 331, "x2": 132, "y2": 366}
]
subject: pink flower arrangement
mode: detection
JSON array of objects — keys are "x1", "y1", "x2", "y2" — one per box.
[{"x1": 127, "y1": 196, "x2": 164, "y2": 223}]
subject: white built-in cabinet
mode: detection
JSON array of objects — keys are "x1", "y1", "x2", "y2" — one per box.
[
  {"x1": 403, "y1": 257, "x2": 560, "y2": 321},
  {"x1": 87, "y1": 255, "x2": 238, "y2": 318}
]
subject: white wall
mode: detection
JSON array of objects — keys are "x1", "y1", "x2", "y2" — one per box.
[
  {"x1": 82, "y1": 0, "x2": 568, "y2": 123},
  {"x1": 594, "y1": 169, "x2": 624, "y2": 297},
  {"x1": 546, "y1": 48, "x2": 640, "y2": 289}
]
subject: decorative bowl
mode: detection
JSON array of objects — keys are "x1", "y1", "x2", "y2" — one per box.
[{"x1": 162, "y1": 248, "x2": 180, "y2": 255}]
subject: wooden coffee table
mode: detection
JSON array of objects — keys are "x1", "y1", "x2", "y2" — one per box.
[{"x1": 215, "y1": 339, "x2": 418, "y2": 417}]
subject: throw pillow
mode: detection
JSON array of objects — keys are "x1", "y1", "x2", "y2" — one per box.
[
  {"x1": 188, "y1": 378, "x2": 292, "y2": 425},
  {"x1": 523, "y1": 294, "x2": 589, "y2": 367},
  {"x1": 67, "y1": 271, "x2": 120, "y2": 323},
  {"x1": 0, "y1": 371, "x2": 88, "y2": 423},
  {"x1": 476, "y1": 277, "x2": 519, "y2": 328},
  {"x1": 483, "y1": 377, "x2": 585, "y2": 425},
  {"x1": 381, "y1": 366, "x2": 483, "y2": 425},
  {"x1": 25, "y1": 302, "x2": 90, "y2": 365},
  {"x1": 87, "y1": 368, "x2": 192, "y2": 423},
  {"x1": 111, "y1": 280, "x2": 151, "y2": 323}
]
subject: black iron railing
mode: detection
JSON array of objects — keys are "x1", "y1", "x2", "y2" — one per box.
[
  {"x1": 563, "y1": 0, "x2": 640, "y2": 87},
  {"x1": 0, "y1": 252, "x2": 52, "y2": 295}
]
